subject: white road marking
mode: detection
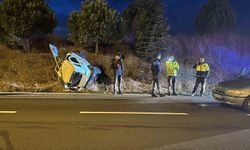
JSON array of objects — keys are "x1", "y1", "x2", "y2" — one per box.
[
  {"x1": 247, "y1": 114, "x2": 250, "y2": 117},
  {"x1": 79, "y1": 111, "x2": 188, "y2": 116},
  {"x1": 0, "y1": 111, "x2": 17, "y2": 114}
]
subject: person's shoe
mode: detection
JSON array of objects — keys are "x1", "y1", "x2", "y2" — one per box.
[
  {"x1": 118, "y1": 91, "x2": 123, "y2": 95},
  {"x1": 64, "y1": 84, "x2": 69, "y2": 89},
  {"x1": 172, "y1": 93, "x2": 177, "y2": 96},
  {"x1": 70, "y1": 86, "x2": 78, "y2": 90},
  {"x1": 166, "y1": 93, "x2": 171, "y2": 96},
  {"x1": 151, "y1": 94, "x2": 158, "y2": 97},
  {"x1": 200, "y1": 93, "x2": 203, "y2": 97},
  {"x1": 191, "y1": 93, "x2": 195, "y2": 97},
  {"x1": 159, "y1": 93, "x2": 165, "y2": 97}
]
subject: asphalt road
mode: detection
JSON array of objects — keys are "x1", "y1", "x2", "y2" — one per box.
[{"x1": 0, "y1": 94, "x2": 249, "y2": 150}]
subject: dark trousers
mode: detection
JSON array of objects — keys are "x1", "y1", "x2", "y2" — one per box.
[
  {"x1": 152, "y1": 78, "x2": 160, "y2": 95},
  {"x1": 167, "y1": 76, "x2": 176, "y2": 94},
  {"x1": 114, "y1": 75, "x2": 122, "y2": 94},
  {"x1": 192, "y1": 77, "x2": 206, "y2": 95}
]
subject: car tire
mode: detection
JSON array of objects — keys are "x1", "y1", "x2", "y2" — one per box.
[{"x1": 243, "y1": 96, "x2": 250, "y2": 112}]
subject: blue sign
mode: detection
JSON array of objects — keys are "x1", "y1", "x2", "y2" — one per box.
[{"x1": 49, "y1": 44, "x2": 59, "y2": 58}]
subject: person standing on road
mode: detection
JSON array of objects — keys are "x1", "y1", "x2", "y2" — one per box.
[
  {"x1": 165, "y1": 56, "x2": 180, "y2": 96},
  {"x1": 151, "y1": 54, "x2": 163, "y2": 97},
  {"x1": 191, "y1": 57, "x2": 210, "y2": 97},
  {"x1": 111, "y1": 54, "x2": 124, "y2": 95}
]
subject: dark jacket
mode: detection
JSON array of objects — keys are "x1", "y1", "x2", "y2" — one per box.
[
  {"x1": 151, "y1": 59, "x2": 161, "y2": 79},
  {"x1": 111, "y1": 58, "x2": 124, "y2": 76}
]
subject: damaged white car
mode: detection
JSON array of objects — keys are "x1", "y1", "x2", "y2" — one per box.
[{"x1": 49, "y1": 44, "x2": 101, "y2": 91}]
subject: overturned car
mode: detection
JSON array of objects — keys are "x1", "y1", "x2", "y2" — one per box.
[{"x1": 49, "y1": 44, "x2": 101, "y2": 91}]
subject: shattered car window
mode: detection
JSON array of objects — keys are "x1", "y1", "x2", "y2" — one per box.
[{"x1": 70, "y1": 57, "x2": 79, "y2": 64}]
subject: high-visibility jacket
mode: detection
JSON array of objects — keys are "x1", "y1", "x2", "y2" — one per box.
[
  {"x1": 165, "y1": 60, "x2": 180, "y2": 77},
  {"x1": 193, "y1": 63, "x2": 210, "y2": 78}
]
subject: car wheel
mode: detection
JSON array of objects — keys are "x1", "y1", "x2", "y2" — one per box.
[{"x1": 243, "y1": 96, "x2": 250, "y2": 112}]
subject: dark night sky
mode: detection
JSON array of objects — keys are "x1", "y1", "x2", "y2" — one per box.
[{"x1": 45, "y1": 0, "x2": 250, "y2": 36}]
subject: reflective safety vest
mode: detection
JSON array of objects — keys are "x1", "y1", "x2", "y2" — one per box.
[
  {"x1": 195, "y1": 63, "x2": 210, "y2": 77},
  {"x1": 165, "y1": 61, "x2": 180, "y2": 77}
]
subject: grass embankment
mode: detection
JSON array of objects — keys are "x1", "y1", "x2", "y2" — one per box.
[
  {"x1": 0, "y1": 45, "x2": 150, "y2": 93},
  {"x1": 1, "y1": 34, "x2": 248, "y2": 95},
  {"x1": 0, "y1": 45, "x2": 60, "y2": 92}
]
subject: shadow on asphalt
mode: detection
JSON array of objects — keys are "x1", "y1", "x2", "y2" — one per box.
[
  {"x1": 220, "y1": 103, "x2": 244, "y2": 112},
  {"x1": 0, "y1": 130, "x2": 14, "y2": 150}
]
